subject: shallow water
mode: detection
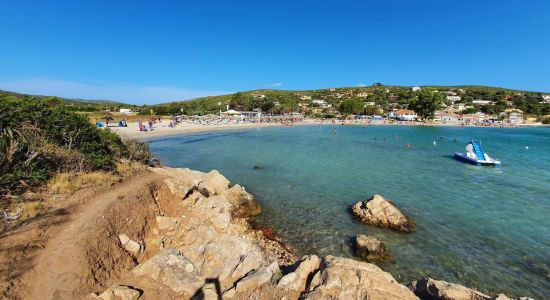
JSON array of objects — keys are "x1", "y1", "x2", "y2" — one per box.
[{"x1": 148, "y1": 125, "x2": 550, "y2": 298}]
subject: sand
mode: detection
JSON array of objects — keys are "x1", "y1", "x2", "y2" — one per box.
[{"x1": 111, "y1": 121, "x2": 312, "y2": 140}]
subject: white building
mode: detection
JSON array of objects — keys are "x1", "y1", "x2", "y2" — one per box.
[
  {"x1": 394, "y1": 109, "x2": 418, "y2": 121},
  {"x1": 119, "y1": 108, "x2": 132, "y2": 114},
  {"x1": 472, "y1": 100, "x2": 493, "y2": 105},
  {"x1": 412, "y1": 86, "x2": 421, "y2": 92},
  {"x1": 446, "y1": 95, "x2": 461, "y2": 102},
  {"x1": 542, "y1": 95, "x2": 550, "y2": 103}
]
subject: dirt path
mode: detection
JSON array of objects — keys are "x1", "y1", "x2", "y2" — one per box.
[{"x1": 14, "y1": 172, "x2": 159, "y2": 300}]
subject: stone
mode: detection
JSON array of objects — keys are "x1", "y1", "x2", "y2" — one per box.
[
  {"x1": 156, "y1": 216, "x2": 180, "y2": 231},
  {"x1": 355, "y1": 235, "x2": 392, "y2": 262},
  {"x1": 408, "y1": 277, "x2": 491, "y2": 300},
  {"x1": 302, "y1": 256, "x2": 418, "y2": 299},
  {"x1": 118, "y1": 233, "x2": 141, "y2": 254},
  {"x1": 132, "y1": 248, "x2": 204, "y2": 295},
  {"x1": 223, "y1": 184, "x2": 262, "y2": 219},
  {"x1": 234, "y1": 266, "x2": 273, "y2": 293},
  {"x1": 198, "y1": 170, "x2": 230, "y2": 196},
  {"x1": 88, "y1": 285, "x2": 141, "y2": 300},
  {"x1": 277, "y1": 255, "x2": 320, "y2": 291},
  {"x1": 351, "y1": 194, "x2": 417, "y2": 232}
]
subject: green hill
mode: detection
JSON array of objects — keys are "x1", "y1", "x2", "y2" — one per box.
[
  {"x1": 0, "y1": 90, "x2": 132, "y2": 112},
  {"x1": 141, "y1": 85, "x2": 549, "y2": 117}
]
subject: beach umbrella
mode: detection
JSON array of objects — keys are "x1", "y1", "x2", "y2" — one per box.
[{"x1": 102, "y1": 116, "x2": 114, "y2": 121}]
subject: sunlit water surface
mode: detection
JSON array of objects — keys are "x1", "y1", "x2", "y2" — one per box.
[{"x1": 148, "y1": 125, "x2": 550, "y2": 298}]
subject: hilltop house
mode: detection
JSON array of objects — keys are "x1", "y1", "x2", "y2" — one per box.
[
  {"x1": 542, "y1": 95, "x2": 550, "y2": 103},
  {"x1": 394, "y1": 109, "x2": 418, "y2": 121},
  {"x1": 446, "y1": 95, "x2": 461, "y2": 102},
  {"x1": 412, "y1": 86, "x2": 421, "y2": 92},
  {"x1": 472, "y1": 100, "x2": 493, "y2": 105}
]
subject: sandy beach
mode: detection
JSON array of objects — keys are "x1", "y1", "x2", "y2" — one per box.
[{"x1": 111, "y1": 120, "x2": 313, "y2": 140}]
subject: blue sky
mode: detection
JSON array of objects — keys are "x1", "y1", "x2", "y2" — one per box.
[{"x1": 1, "y1": 0, "x2": 549, "y2": 104}]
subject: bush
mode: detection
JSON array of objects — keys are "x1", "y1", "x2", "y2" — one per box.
[{"x1": 0, "y1": 95, "x2": 149, "y2": 195}]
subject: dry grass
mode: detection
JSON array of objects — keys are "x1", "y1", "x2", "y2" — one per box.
[
  {"x1": 48, "y1": 171, "x2": 120, "y2": 195},
  {"x1": 17, "y1": 201, "x2": 49, "y2": 220},
  {"x1": 116, "y1": 161, "x2": 147, "y2": 177}
]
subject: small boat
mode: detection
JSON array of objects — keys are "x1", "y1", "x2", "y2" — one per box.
[{"x1": 454, "y1": 141, "x2": 501, "y2": 166}]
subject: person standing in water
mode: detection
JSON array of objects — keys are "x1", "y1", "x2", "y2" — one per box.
[{"x1": 333, "y1": 127, "x2": 337, "y2": 135}]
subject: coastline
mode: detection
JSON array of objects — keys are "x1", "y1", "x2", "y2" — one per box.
[{"x1": 111, "y1": 119, "x2": 549, "y2": 142}]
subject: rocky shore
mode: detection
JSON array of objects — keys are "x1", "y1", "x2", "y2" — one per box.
[{"x1": 88, "y1": 167, "x2": 533, "y2": 300}]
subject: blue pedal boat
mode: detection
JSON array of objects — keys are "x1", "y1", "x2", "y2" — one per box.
[{"x1": 454, "y1": 141, "x2": 501, "y2": 166}]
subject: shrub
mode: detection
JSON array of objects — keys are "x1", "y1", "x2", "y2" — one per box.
[{"x1": 0, "y1": 95, "x2": 149, "y2": 195}]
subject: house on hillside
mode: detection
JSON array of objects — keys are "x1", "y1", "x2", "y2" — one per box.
[
  {"x1": 412, "y1": 86, "x2": 421, "y2": 92},
  {"x1": 446, "y1": 95, "x2": 461, "y2": 102},
  {"x1": 542, "y1": 95, "x2": 550, "y2": 103},
  {"x1": 119, "y1": 108, "x2": 132, "y2": 114},
  {"x1": 394, "y1": 109, "x2": 418, "y2": 121},
  {"x1": 472, "y1": 100, "x2": 493, "y2": 105}
]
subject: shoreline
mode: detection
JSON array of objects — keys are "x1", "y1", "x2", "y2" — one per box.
[{"x1": 111, "y1": 119, "x2": 549, "y2": 141}]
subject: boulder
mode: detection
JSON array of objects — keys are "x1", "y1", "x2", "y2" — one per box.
[
  {"x1": 407, "y1": 278, "x2": 535, "y2": 300},
  {"x1": 355, "y1": 235, "x2": 392, "y2": 262},
  {"x1": 132, "y1": 249, "x2": 204, "y2": 296},
  {"x1": 198, "y1": 170, "x2": 230, "y2": 196},
  {"x1": 223, "y1": 184, "x2": 262, "y2": 219},
  {"x1": 351, "y1": 194, "x2": 417, "y2": 232},
  {"x1": 302, "y1": 256, "x2": 418, "y2": 300},
  {"x1": 407, "y1": 277, "x2": 490, "y2": 300},
  {"x1": 277, "y1": 255, "x2": 321, "y2": 291},
  {"x1": 88, "y1": 285, "x2": 141, "y2": 300}
]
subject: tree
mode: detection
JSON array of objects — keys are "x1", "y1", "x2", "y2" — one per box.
[
  {"x1": 408, "y1": 90, "x2": 443, "y2": 120},
  {"x1": 339, "y1": 99, "x2": 363, "y2": 116}
]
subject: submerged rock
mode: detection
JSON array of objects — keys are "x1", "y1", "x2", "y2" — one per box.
[
  {"x1": 355, "y1": 235, "x2": 392, "y2": 262},
  {"x1": 351, "y1": 194, "x2": 417, "y2": 232}
]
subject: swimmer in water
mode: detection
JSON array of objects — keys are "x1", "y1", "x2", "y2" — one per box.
[{"x1": 333, "y1": 127, "x2": 337, "y2": 135}]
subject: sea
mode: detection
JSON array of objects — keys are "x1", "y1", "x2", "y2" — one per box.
[{"x1": 148, "y1": 125, "x2": 550, "y2": 298}]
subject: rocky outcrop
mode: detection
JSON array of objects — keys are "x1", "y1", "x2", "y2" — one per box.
[
  {"x1": 302, "y1": 255, "x2": 419, "y2": 299},
  {"x1": 277, "y1": 255, "x2": 320, "y2": 291},
  {"x1": 93, "y1": 167, "x2": 527, "y2": 300},
  {"x1": 132, "y1": 249, "x2": 204, "y2": 295},
  {"x1": 352, "y1": 194, "x2": 417, "y2": 232},
  {"x1": 355, "y1": 234, "x2": 392, "y2": 262},
  {"x1": 407, "y1": 277, "x2": 534, "y2": 300}
]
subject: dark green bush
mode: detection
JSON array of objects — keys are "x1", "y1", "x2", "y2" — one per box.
[{"x1": 0, "y1": 95, "x2": 147, "y2": 195}]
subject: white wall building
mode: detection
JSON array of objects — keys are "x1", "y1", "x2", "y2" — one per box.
[
  {"x1": 119, "y1": 108, "x2": 132, "y2": 114},
  {"x1": 446, "y1": 95, "x2": 461, "y2": 102},
  {"x1": 412, "y1": 86, "x2": 421, "y2": 92}
]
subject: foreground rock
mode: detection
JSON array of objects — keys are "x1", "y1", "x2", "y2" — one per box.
[
  {"x1": 277, "y1": 255, "x2": 320, "y2": 291},
  {"x1": 355, "y1": 234, "x2": 393, "y2": 262},
  {"x1": 352, "y1": 194, "x2": 417, "y2": 232},
  {"x1": 88, "y1": 285, "x2": 141, "y2": 300},
  {"x1": 90, "y1": 167, "x2": 530, "y2": 300},
  {"x1": 302, "y1": 256, "x2": 418, "y2": 299},
  {"x1": 408, "y1": 277, "x2": 534, "y2": 300}
]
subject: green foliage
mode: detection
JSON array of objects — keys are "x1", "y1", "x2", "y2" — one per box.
[
  {"x1": 339, "y1": 99, "x2": 364, "y2": 115},
  {"x1": 0, "y1": 94, "x2": 150, "y2": 195},
  {"x1": 408, "y1": 90, "x2": 444, "y2": 119}
]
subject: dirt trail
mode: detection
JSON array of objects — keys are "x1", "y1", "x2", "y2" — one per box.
[{"x1": 15, "y1": 172, "x2": 159, "y2": 300}]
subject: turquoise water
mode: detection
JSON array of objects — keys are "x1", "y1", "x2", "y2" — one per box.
[{"x1": 148, "y1": 125, "x2": 550, "y2": 298}]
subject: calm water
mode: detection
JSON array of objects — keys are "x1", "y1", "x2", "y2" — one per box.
[{"x1": 148, "y1": 125, "x2": 550, "y2": 298}]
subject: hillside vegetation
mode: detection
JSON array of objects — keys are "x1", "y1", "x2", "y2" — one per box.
[
  {"x1": 0, "y1": 93, "x2": 149, "y2": 196},
  {"x1": 140, "y1": 85, "x2": 550, "y2": 118}
]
